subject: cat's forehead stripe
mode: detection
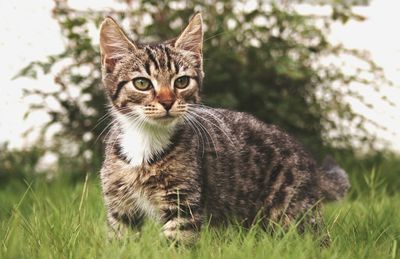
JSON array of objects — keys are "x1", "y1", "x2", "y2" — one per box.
[
  {"x1": 142, "y1": 45, "x2": 179, "y2": 74},
  {"x1": 144, "y1": 61, "x2": 151, "y2": 75},
  {"x1": 164, "y1": 45, "x2": 172, "y2": 70},
  {"x1": 173, "y1": 59, "x2": 179, "y2": 74},
  {"x1": 145, "y1": 47, "x2": 160, "y2": 71}
]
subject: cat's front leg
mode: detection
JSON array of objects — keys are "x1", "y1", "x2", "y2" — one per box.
[
  {"x1": 106, "y1": 212, "x2": 126, "y2": 240},
  {"x1": 106, "y1": 210, "x2": 144, "y2": 240},
  {"x1": 160, "y1": 191, "x2": 203, "y2": 245}
]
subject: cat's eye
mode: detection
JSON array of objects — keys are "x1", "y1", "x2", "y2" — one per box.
[
  {"x1": 174, "y1": 76, "x2": 190, "y2": 89},
  {"x1": 132, "y1": 77, "x2": 152, "y2": 91}
]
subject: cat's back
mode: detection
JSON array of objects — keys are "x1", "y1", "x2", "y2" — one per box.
[
  {"x1": 195, "y1": 108, "x2": 320, "y2": 225},
  {"x1": 196, "y1": 107, "x2": 313, "y2": 159}
]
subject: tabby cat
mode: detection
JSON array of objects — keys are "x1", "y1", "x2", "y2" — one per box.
[{"x1": 98, "y1": 13, "x2": 349, "y2": 244}]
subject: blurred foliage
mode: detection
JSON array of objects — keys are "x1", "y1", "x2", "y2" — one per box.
[
  {"x1": 16, "y1": 0, "x2": 389, "y2": 170},
  {"x1": 294, "y1": 0, "x2": 370, "y2": 6},
  {"x1": 0, "y1": 143, "x2": 97, "y2": 184},
  {"x1": 0, "y1": 143, "x2": 44, "y2": 183}
]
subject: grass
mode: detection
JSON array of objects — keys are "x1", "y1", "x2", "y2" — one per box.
[{"x1": 1, "y1": 157, "x2": 400, "y2": 259}]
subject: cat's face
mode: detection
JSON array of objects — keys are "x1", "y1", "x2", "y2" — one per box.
[{"x1": 99, "y1": 14, "x2": 203, "y2": 127}]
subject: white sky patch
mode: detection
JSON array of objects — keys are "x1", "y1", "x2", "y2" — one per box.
[
  {"x1": 0, "y1": 0, "x2": 399, "y2": 152},
  {"x1": 0, "y1": 1, "x2": 63, "y2": 148},
  {"x1": 329, "y1": 0, "x2": 400, "y2": 152}
]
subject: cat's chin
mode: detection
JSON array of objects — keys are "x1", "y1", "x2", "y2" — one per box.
[{"x1": 150, "y1": 115, "x2": 180, "y2": 127}]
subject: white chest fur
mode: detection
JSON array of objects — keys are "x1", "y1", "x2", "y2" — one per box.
[{"x1": 115, "y1": 112, "x2": 175, "y2": 167}]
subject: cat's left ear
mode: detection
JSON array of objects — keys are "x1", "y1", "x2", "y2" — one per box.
[{"x1": 174, "y1": 13, "x2": 203, "y2": 55}]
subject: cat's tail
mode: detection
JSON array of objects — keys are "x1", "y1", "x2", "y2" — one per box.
[{"x1": 318, "y1": 156, "x2": 350, "y2": 202}]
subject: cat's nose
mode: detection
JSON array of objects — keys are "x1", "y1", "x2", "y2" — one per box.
[{"x1": 160, "y1": 100, "x2": 174, "y2": 111}]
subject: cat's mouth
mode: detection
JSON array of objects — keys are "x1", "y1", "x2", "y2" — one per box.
[{"x1": 144, "y1": 108, "x2": 185, "y2": 125}]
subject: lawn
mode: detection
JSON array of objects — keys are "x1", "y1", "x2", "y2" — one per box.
[{"x1": 1, "y1": 157, "x2": 399, "y2": 259}]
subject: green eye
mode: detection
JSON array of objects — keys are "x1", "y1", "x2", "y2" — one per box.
[
  {"x1": 133, "y1": 77, "x2": 152, "y2": 91},
  {"x1": 174, "y1": 76, "x2": 190, "y2": 89}
]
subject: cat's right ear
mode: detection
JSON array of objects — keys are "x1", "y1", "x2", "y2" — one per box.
[{"x1": 99, "y1": 17, "x2": 136, "y2": 73}]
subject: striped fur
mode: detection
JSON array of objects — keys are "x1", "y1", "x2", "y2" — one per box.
[{"x1": 98, "y1": 13, "x2": 349, "y2": 244}]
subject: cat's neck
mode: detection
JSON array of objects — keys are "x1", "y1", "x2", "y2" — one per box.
[{"x1": 114, "y1": 111, "x2": 176, "y2": 167}]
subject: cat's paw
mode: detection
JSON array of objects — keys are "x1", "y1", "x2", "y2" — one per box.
[{"x1": 162, "y1": 219, "x2": 199, "y2": 245}]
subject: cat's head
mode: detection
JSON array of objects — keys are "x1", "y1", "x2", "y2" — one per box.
[{"x1": 99, "y1": 13, "x2": 203, "y2": 127}]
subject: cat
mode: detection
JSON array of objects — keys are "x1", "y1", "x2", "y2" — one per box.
[{"x1": 98, "y1": 13, "x2": 349, "y2": 244}]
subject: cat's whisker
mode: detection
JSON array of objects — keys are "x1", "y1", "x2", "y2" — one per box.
[
  {"x1": 184, "y1": 113, "x2": 207, "y2": 147},
  {"x1": 191, "y1": 105, "x2": 225, "y2": 120},
  {"x1": 93, "y1": 112, "x2": 112, "y2": 128},
  {"x1": 203, "y1": 31, "x2": 228, "y2": 43},
  {"x1": 186, "y1": 109, "x2": 235, "y2": 148},
  {"x1": 182, "y1": 114, "x2": 205, "y2": 157},
  {"x1": 188, "y1": 105, "x2": 232, "y2": 137},
  {"x1": 96, "y1": 120, "x2": 114, "y2": 144},
  {"x1": 197, "y1": 111, "x2": 233, "y2": 146},
  {"x1": 93, "y1": 106, "x2": 132, "y2": 134},
  {"x1": 187, "y1": 103, "x2": 226, "y2": 118},
  {"x1": 189, "y1": 115, "x2": 206, "y2": 157},
  {"x1": 188, "y1": 107, "x2": 225, "y2": 127},
  {"x1": 95, "y1": 114, "x2": 124, "y2": 144},
  {"x1": 186, "y1": 113, "x2": 218, "y2": 158},
  {"x1": 109, "y1": 124, "x2": 125, "y2": 152},
  {"x1": 103, "y1": 124, "x2": 119, "y2": 148}
]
